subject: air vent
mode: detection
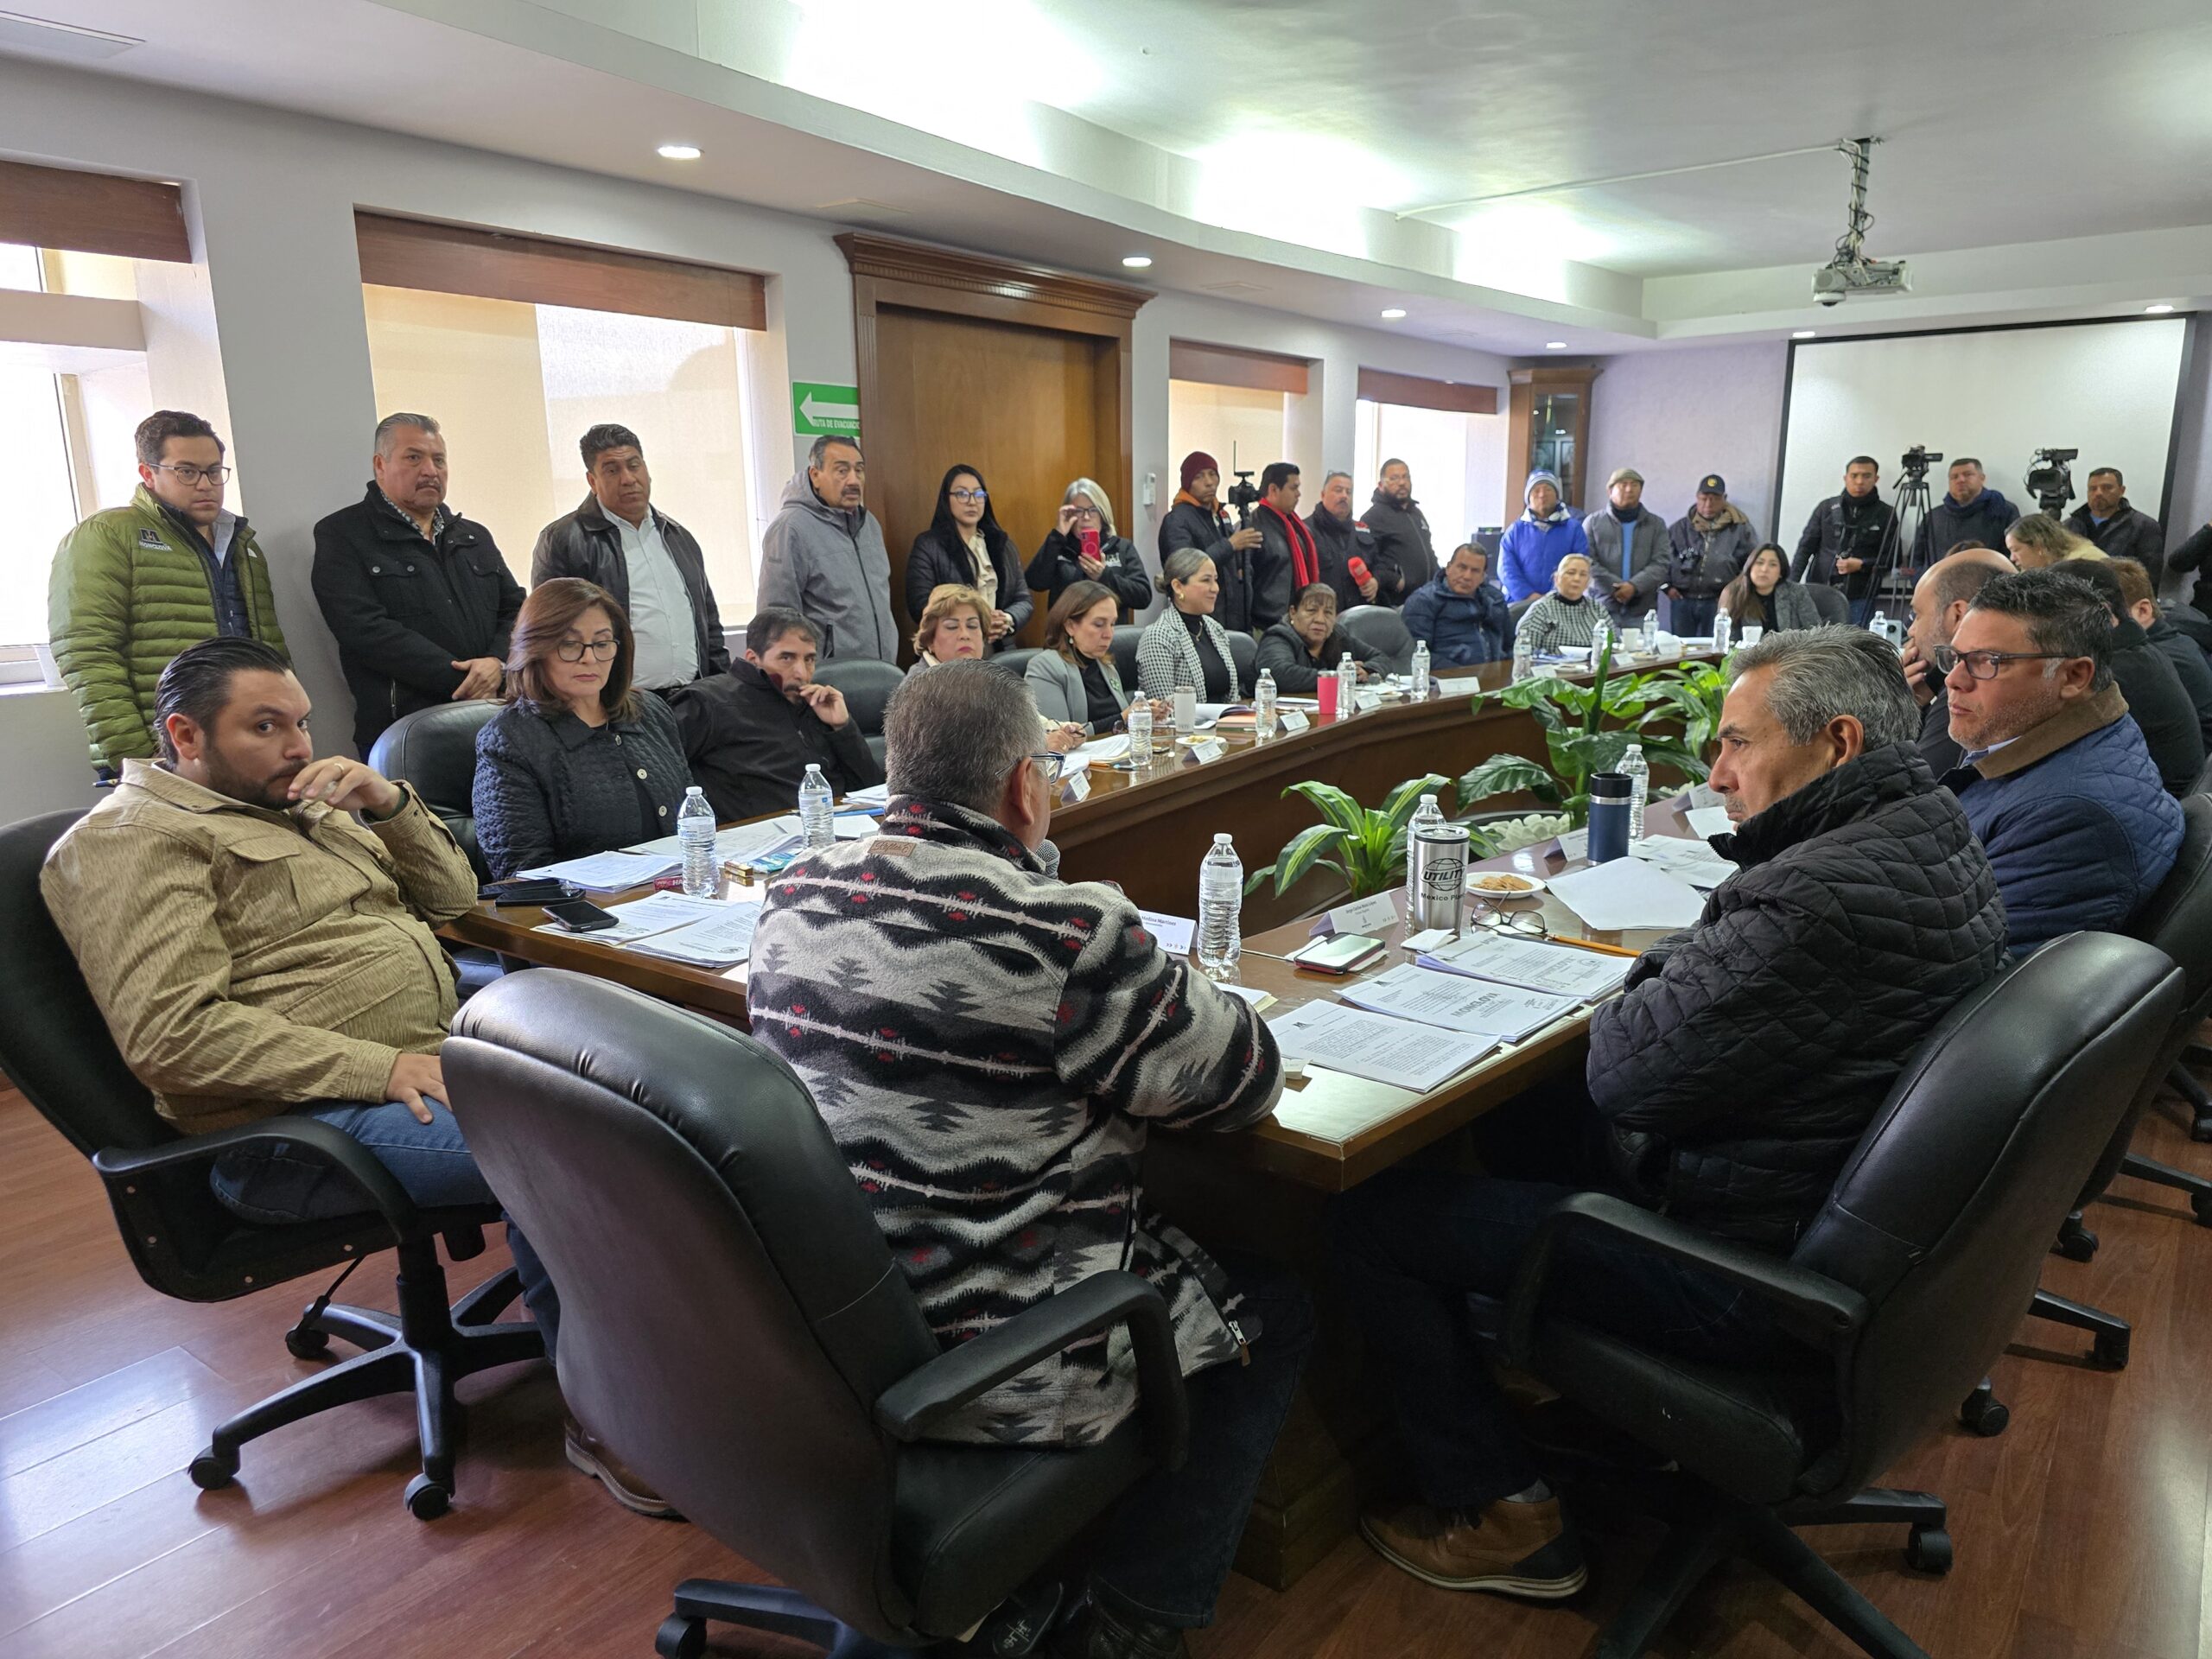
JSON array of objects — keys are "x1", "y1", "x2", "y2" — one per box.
[{"x1": 0, "y1": 10, "x2": 141, "y2": 58}]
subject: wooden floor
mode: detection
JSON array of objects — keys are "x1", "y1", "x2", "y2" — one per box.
[{"x1": 4, "y1": 1075, "x2": 2210, "y2": 1659}]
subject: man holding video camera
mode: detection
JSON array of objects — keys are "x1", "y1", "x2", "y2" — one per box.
[{"x1": 1160, "y1": 450, "x2": 1267, "y2": 634}]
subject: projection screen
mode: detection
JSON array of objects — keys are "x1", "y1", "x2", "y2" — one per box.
[{"x1": 1773, "y1": 318, "x2": 2190, "y2": 557}]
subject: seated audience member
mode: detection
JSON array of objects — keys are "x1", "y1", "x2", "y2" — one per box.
[
  {"x1": 531, "y1": 423, "x2": 728, "y2": 692},
  {"x1": 1790, "y1": 455, "x2": 1896, "y2": 622},
  {"x1": 1027, "y1": 477, "x2": 1151, "y2": 614},
  {"x1": 1941, "y1": 570, "x2": 2184, "y2": 955},
  {"x1": 2003, "y1": 511, "x2": 2097, "y2": 569},
  {"x1": 1665, "y1": 474, "x2": 1756, "y2": 639},
  {"x1": 904, "y1": 464, "x2": 1030, "y2": 652},
  {"x1": 747, "y1": 662, "x2": 1309, "y2": 1659},
  {"x1": 1137, "y1": 550, "x2": 1248, "y2": 702},
  {"x1": 1584, "y1": 467, "x2": 1669, "y2": 624},
  {"x1": 2106, "y1": 556, "x2": 2212, "y2": 749},
  {"x1": 1337, "y1": 626, "x2": 2004, "y2": 1600},
  {"x1": 1027, "y1": 580, "x2": 1166, "y2": 734},
  {"x1": 35, "y1": 639, "x2": 615, "y2": 1495},
  {"x1": 1903, "y1": 547, "x2": 2014, "y2": 774},
  {"x1": 666, "y1": 607, "x2": 884, "y2": 824},
  {"x1": 757, "y1": 435, "x2": 898, "y2": 664},
  {"x1": 906, "y1": 582, "x2": 991, "y2": 673},
  {"x1": 1160, "y1": 452, "x2": 1264, "y2": 636},
  {"x1": 312, "y1": 413, "x2": 524, "y2": 754},
  {"x1": 1306, "y1": 469, "x2": 1391, "y2": 613},
  {"x1": 1913, "y1": 457, "x2": 2021, "y2": 568},
  {"x1": 2065, "y1": 558, "x2": 2210, "y2": 784},
  {"x1": 2065, "y1": 467, "x2": 2166, "y2": 586},
  {"x1": 2165, "y1": 513, "x2": 2212, "y2": 615},
  {"x1": 472, "y1": 580, "x2": 694, "y2": 880},
  {"x1": 1246, "y1": 461, "x2": 1307, "y2": 632},
  {"x1": 1514, "y1": 553, "x2": 1605, "y2": 657},
  {"x1": 1256, "y1": 583, "x2": 1389, "y2": 694},
  {"x1": 1720, "y1": 542, "x2": 1824, "y2": 634},
  {"x1": 1499, "y1": 470, "x2": 1590, "y2": 603},
  {"x1": 1403, "y1": 543, "x2": 1512, "y2": 668}
]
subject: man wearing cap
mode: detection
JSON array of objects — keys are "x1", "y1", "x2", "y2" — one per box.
[
  {"x1": 1666, "y1": 474, "x2": 1758, "y2": 639},
  {"x1": 1366, "y1": 458, "x2": 1440, "y2": 607},
  {"x1": 1792, "y1": 456, "x2": 1897, "y2": 625},
  {"x1": 1160, "y1": 450, "x2": 1267, "y2": 634},
  {"x1": 1583, "y1": 467, "x2": 1670, "y2": 626},
  {"x1": 1499, "y1": 471, "x2": 1590, "y2": 605}
]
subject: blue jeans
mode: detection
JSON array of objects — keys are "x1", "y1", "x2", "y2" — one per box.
[
  {"x1": 210, "y1": 1099, "x2": 560, "y2": 1355},
  {"x1": 1669, "y1": 594, "x2": 1717, "y2": 640},
  {"x1": 1085, "y1": 1255, "x2": 1314, "y2": 1630}
]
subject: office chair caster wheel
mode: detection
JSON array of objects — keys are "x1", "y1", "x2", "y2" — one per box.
[
  {"x1": 2191, "y1": 1192, "x2": 2212, "y2": 1228},
  {"x1": 188, "y1": 1447, "x2": 238, "y2": 1491},
  {"x1": 1958, "y1": 1391, "x2": 2008, "y2": 1437},
  {"x1": 1904, "y1": 1526, "x2": 1953, "y2": 1574},
  {"x1": 404, "y1": 1474, "x2": 451, "y2": 1520},
  {"x1": 2092, "y1": 1329, "x2": 2131, "y2": 1370},
  {"x1": 284, "y1": 1324, "x2": 333, "y2": 1359},
  {"x1": 2051, "y1": 1215, "x2": 2098, "y2": 1262},
  {"x1": 2192, "y1": 1114, "x2": 2212, "y2": 1144},
  {"x1": 655, "y1": 1615, "x2": 707, "y2": 1659}
]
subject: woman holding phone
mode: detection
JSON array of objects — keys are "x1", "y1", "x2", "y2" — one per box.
[{"x1": 1026, "y1": 477, "x2": 1151, "y2": 614}]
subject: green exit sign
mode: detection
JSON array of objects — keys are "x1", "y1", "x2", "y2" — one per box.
[{"x1": 791, "y1": 380, "x2": 861, "y2": 437}]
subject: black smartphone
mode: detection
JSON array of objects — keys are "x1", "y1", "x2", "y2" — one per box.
[
  {"x1": 481, "y1": 877, "x2": 575, "y2": 906},
  {"x1": 544, "y1": 897, "x2": 620, "y2": 932}
]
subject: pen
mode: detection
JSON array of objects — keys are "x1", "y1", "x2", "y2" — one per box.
[{"x1": 1550, "y1": 934, "x2": 1640, "y2": 959}]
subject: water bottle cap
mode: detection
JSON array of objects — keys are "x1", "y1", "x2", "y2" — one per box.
[
  {"x1": 1213, "y1": 832, "x2": 1234, "y2": 847},
  {"x1": 1624, "y1": 742, "x2": 1642, "y2": 756},
  {"x1": 686, "y1": 785, "x2": 704, "y2": 797}
]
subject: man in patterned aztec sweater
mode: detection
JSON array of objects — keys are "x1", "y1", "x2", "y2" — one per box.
[{"x1": 747, "y1": 661, "x2": 1313, "y2": 1659}]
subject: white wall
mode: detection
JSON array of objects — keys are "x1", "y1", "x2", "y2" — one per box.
[{"x1": 1585, "y1": 341, "x2": 1790, "y2": 543}]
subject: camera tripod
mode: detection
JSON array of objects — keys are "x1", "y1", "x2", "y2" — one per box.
[{"x1": 1859, "y1": 468, "x2": 1934, "y2": 631}]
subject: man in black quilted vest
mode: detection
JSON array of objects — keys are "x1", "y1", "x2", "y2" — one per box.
[{"x1": 1336, "y1": 626, "x2": 2005, "y2": 1606}]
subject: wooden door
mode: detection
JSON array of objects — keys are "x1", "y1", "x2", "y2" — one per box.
[{"x1": 869, "y1": 305, "x2": 1108, "y2": 648}]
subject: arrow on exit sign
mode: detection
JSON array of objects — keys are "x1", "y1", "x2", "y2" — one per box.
[{"x1": 791, "y1": 381, "x2": 861, "y2": 436}]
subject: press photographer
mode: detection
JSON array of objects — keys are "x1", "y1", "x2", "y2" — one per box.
[
  {"x1": 1791, "y1": 454, "x2": 1896, "y2": 618},
  {"x1": 1160, "y1": 449, "x2": 1267, "y2": 633}
]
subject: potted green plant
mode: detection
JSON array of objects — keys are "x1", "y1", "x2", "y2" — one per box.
[{"x1": 1245, "y1": 772, "x2": 1483, "y2": 902}]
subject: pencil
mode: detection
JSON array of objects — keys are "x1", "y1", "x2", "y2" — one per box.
[{"x1": 1550, "y1": 934, "x2": 1641, "y2": 959}]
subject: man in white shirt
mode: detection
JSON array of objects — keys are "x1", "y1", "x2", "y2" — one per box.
[{"x1": 530, "y1": 423, "x2": 729, "y2": 690}]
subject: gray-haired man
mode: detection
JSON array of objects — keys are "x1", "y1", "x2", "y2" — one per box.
[
  {"x1": 747, "y1": 661, "x2": 1311, "y2": 1659},
  {"x1": 1337, "y1": 626, "x2": 2005, "y2": 1605},
  {"x1": 312, "y1": 412, "x2": 524, "y2": 753},
  {"x1": 756, "y1": 434, "x2": 899, "y2": 664}
]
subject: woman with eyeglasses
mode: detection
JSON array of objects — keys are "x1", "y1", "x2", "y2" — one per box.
[
  {"x1": 905, "y1": 465, "x2": 1030, "y2": 652},
  {"x1": 473, "y1": 577, "x2": 695, "y2": 879},
  {"x1": 1024, "y1": 477, "x2": 1151, "y2": 615}
]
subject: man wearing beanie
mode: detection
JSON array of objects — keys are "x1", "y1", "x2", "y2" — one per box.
[
  {"x1": 1498, "y1": 470, "x2": 1590, "y2": 604},
  {"x1": 1584, "y1": 467, "x2": 1670, "y2": 625},
  {"x1": 1160, "y1": 450, "x2": 1266, "y2": 633}
]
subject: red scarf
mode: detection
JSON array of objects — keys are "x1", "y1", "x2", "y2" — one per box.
[{"x1": 1261, "y1": 502, "x2": 1319, "y2": 588}]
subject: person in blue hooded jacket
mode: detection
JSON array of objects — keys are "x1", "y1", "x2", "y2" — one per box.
[
  {"x1": 1910, "y1": 457, "x2": 2022, "y2": 569},
  {"x1": 1403, "y1": 543, "x2": 1513, "y2": 667},
  {"x1": 1498, "y1": 471, "x2": 1590, "y2": 603}
]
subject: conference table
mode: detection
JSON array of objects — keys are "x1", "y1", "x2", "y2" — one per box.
[{"x1": 441, "y1": 654, "x2": 1718, "y2": 1586}]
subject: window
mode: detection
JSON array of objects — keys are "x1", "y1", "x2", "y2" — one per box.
[
  {"x1": 360, "y1": 286, "x2": 760, "y2": 609},
  {"x1": 1168, "y1": 380, "x2": 1287, "y2": 491},
  {"x1": 1353, "y1": 399, "x2": 1510, "y2": 554}
]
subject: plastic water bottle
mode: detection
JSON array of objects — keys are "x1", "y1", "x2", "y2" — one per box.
[
  {"x1": 1712, "y1": 610, "x2": 1732, "y2": 655},
  {"x1": 1126, "y1": 698, "x2": 1152, "y2": 767},
  {"x1": 678, "y1": 785, "x2": 717, "y2": 897},
  {"x1": 1335, "y1": 654, "x2": 1357, "y2": 716},
  {"x1": 1410, "y1": 641, "x2": 1431, "y2": 699},
  {"x1": 1511, "y1": 632, "x2": 1535, "y2": 682},
  {"x1": 1620, "y1": 743, "x2": 1649, "y2": 842},
  {"x1": 798, "y1": 762, "x2": 835, "y2": 851},
  {"x1": 1254, "y1": 667, "x2": 1277, "y2": 740},
  {"x1": 1592, "y1": 616, "x2": 1613, "y2": 661},
  {"x1": 1640, "y1": 610, "x2": 1658, "y2": 654},
  {"x1": 1406, "y1": 792, "x2": 1444, "y2": 913},
  {"x1": 1197, "y1": 833, "x2": 1243, "y2": 980}
]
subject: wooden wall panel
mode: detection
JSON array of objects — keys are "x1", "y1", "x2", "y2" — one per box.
[
  {"x1": 1171, "y1": 340, "x2": 1311, "y2": 395},
  {"x1": 0, "y1": 158, "x2": 188, "y2": 263},
  {"x1": 1357, "y1": 366, "x2": 1498, "y2": 415}
]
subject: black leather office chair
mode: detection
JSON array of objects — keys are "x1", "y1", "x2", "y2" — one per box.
[
  {"x1": 1495, "y1": 932, "x2": 2182, "y2": 1659},
  {"x1": 815, "y1": 658, "x2": 905, "y2": 768},
  {"x1": 0, "y1": 810, "x2": 543, "y2": 1519},
  {"x1": 1109, "y1": 625, "x2": 1143, "y2": 689},
  {"x1": 365, "y1": 700, "x2": 501, "y2": 881},
  {"x1": 992, "y1": 645, "x2": 1042, "y2": 683},
  {"x1": 1338, "y1": 604, "x2": 1415, "y2": 674},
  {"x1": 1225, "y1": 628, "x2": 1257, "y2": 697},
  {"x1": 1808, "y1": 583, "x2": 1852, "y2": 626},
  {"x1": 445, "y1": 969, "x2": 1187, "y2": 1658}
]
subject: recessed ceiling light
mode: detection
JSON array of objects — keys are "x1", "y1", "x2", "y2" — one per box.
[
  {"x1": 656, "y1": 143, "x2": 702, "y2": 161},
  {"x1": 1544, "y1": 340, "x2": 1567, "y2": 350},
  {"x1": 1380, "y1": 308, "x2": 1407, "y2": 320},
  {"x1": 1793, "y1": 329, "x2": 1817, "y2": 339},
  {"x1": 2145, "y1": 302, "x2": 2176, "y2": 315},
  {"x1": 1121, "y1": 254, "x2": 1154, "y2": 270}
]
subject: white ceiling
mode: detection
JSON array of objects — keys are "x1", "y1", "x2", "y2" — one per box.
[{"x1": 4, "y1": 0, "x2": 2210, "y2": 353}]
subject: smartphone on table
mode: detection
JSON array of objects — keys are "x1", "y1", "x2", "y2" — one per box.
[{"x1": 544, "y1": 897, "x2": 620, "y2": 932}]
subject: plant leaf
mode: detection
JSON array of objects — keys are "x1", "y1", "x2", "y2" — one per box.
[
  {"x1": 1381, "y1": 772, "x2": 1452, "y2": 830},
  {"x1": 1457, "y1": 754, "x2": 1561, "y2": 808},
  {"x1": 1270, "y1": 822, "x2": 1352, "y2": 895},
  {"x1": 1282, "y1": 780, "x2": 1365, "y2": 834}
]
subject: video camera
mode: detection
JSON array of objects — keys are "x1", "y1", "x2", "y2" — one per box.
[
  {"x1": 2025, "y1": 448, "x2": 2079, "y2": 515},
  {"x1": 1224, "y1": 466, "x2": 1261, "y2": 526},
  {"x1": 1899, "y1": 444, "x2": 1942, "y2": 481}
]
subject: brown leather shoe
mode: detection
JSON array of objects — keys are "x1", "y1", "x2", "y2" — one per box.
[
  {"x1": 563, "y1": 1414, "x2": 683, "y2": 1520},
  {"x1": 1358, "y1": 1497, "x2": 1586, "y2": 1599}
]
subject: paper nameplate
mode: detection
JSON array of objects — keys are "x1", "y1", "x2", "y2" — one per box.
[
  {"x1": 1325, "y1": 892, "x2": 1401, "y2": 936},
  {"x1": 1137, "y1": 910, "x2": 1198, "y2": 957},
  {"x1": 1557, "y1": 827, "x2": 1590, "y2": 861},
  {"x1": 1688, "y1": 782, "x2": 1722, "y2": 810},
  {"x1": 1280, "y1": 709, "x2": 1311, "y2": 734},
  {"x1": 1061, "y1": 770, "x2": 1091, "y2": 804},
  {"x1": 1402, "y1": 926, "x2": 1456, "y2": 951},
  {"x1": 1185, "y1": 737, "x2": 1226, "y2": 765}
]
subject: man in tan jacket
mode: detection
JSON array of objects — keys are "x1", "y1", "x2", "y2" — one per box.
[{"x1": 41, "y1": 638, "x2": 671, "y2": 1518}]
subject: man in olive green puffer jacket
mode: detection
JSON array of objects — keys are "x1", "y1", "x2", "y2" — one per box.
[{"x1": 48, "y1": 410, "x2": 288, "y2": 776}]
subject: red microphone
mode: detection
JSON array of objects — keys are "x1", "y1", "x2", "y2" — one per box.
[{"x1": 1348, "y1": 556, "x2": 1371, "y2": 588}]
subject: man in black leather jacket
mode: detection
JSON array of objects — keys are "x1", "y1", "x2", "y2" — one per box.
[
  {"x1": 1335, "y1": 626, "x2": 2004, "y2": 1608},
  {"x1": 1364, "y1": 458, "x2": 1440, "y2": 604}
]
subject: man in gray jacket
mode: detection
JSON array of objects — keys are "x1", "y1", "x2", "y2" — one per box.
[
  {"x1": 1582, "y1": 467, "x2": 1669, "y2": 625},
  {"x1": 756, "y1": 435, "x2": 899, "y2": 664}
]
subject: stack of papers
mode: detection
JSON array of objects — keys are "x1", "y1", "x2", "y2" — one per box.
[
  {"x1": 623, "y1": 904, "x2": 762, "y2": 967},
  {"x1": 1338, "y1": 962, "x2": 1580, "y2": 1041},
  {"x1": 1684, "y1": 804, "x2": 1733, "y2": 839},
  {"x1": 626, "y1": 818, "x2": 792, "y2": 864},
  {"x1": 1419, "y1": 932, "x2": 1635, "y2": 999},
  {"x1": 842, "y1": 782, "x2": 893, "y2": 808},
  {"x1": 1071, "y1": 733, "x2": 1130, "y2": 768},
  {"x1": 1267, "y1": 1001, "x2": 1497, "y2": 1093},
  {"x1": 519, "y1": 849, "x2": 680, "y2": 891},
  {"x1": 1548, "y1": 859, "x2": 1707, "y2": 931},
  {"x1": 1630, "y1": 834, "x2": 1736, "y2": 891}
]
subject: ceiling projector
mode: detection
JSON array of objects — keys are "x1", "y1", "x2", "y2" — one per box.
[{"x1": 1811, "y1": 137, "x2": 1910, "y2": 307}]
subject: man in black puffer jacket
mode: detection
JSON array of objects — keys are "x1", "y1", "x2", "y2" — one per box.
[{"x1": 1337, "y1": 625, "x2": 2005, "y2": 1607}]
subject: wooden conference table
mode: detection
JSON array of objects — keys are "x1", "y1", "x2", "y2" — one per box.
[{"x1": 442, "y1": 660, "x2": 1713, "y2": 1587}]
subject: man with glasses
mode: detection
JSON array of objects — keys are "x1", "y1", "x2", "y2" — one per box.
[
  {"x1": 48, "y1": 410, "x2": 289, "y2": 779},
  {"x1": 1337, "y1": 626, "x2": 2003, "y2": 1607},
  {"x1": 1903, "y1": 546, "x2": 2014, "y2": 774},
  {"x1": 1942, "y1": 569, "x2": 2184, "y2": 956},
  {"x1": 747, "y1": 661, "x2": 1308, "y2": 1659},
  {"x1": 666, "y1": 606, "x2": 880, "y2": 823}
]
